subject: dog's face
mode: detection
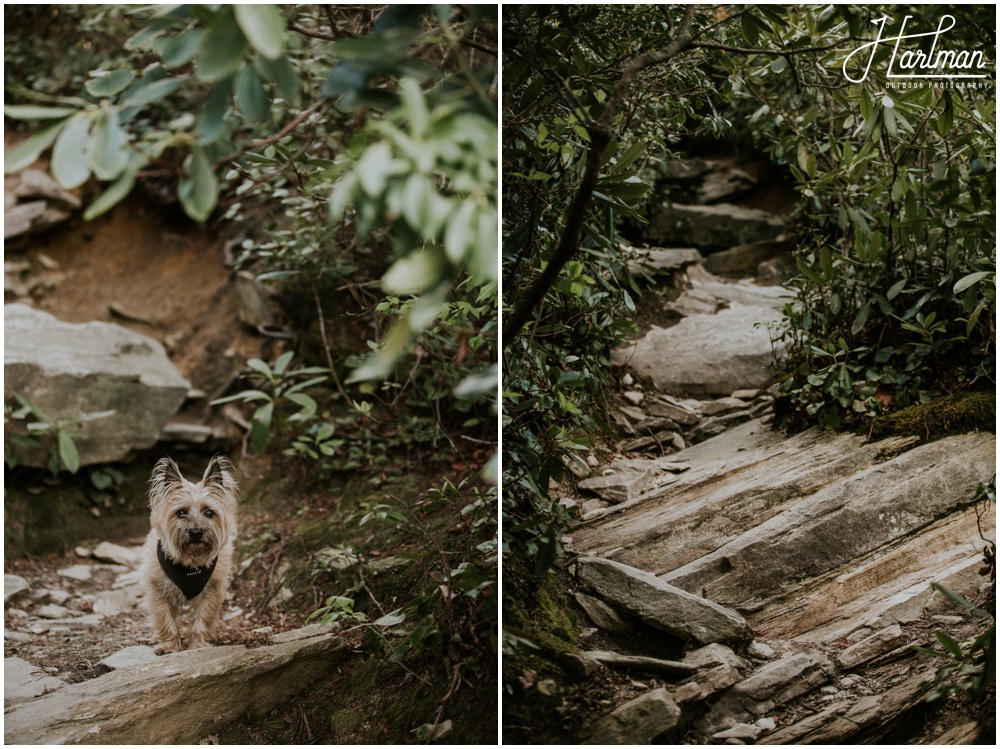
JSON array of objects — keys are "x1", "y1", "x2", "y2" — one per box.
[{"x1": 149, "y1": 456, "x2": 238, "y2": 568}]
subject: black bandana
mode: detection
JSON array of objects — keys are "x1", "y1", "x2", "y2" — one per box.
[{"x1": 157, "y1": 541, "x2": 217, "y2": 600}]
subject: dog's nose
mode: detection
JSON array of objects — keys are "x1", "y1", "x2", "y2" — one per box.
[{"x1": 189, "y1": 528, "x2": 204, "y2": 542}]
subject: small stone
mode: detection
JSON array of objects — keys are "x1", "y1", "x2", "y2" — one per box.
[
  {"x1": 646, "y1": 400, "x2": 700, "y2": 425},
  {"x1": 5, "y1": 630, "x2": 32, "y2": 643},
  {"x1": 700, "y1": 397, "x2": 748, "y2": 417},
  {"x1": 724, "y1": 739, "x2": 746, "y2": 745},
  {"x1": 92, "y1": 542, "x2": 143, "y2": 567},
  {"x1": 624, "y1": 391, "x2": 645, "y2": 405},
  {"x1": 92, "y1": 589, "x2": 132, "y2": 617},
  {"x1": 622, "y1": 373, "x2": 634, "y2": 386},
  {"x1": 559, "y1": 652, "x2": 602, "y2": 680},
  {"x1": 930, "y1": 615, "x2": 964, "y2": 626},
  {"x1": 46, "y1": 589, "x2": 70, "y2": 605},
  {"x1": 587, "y1": 455, "x2": 599, "y2": 467},
  {"x1": 756, "y1": 717, "x2": 776, "y2": 732},
  {"x1": 580, "y1": 499, "x2": 608, "y2": 515},
  {"x1": 747, "y1": 640, "x2": 776, "y2": 659},
  {"x1": 4, "y1": 574, "x2": 30, "y2": 602},
  {"x1": 714, "y1": 722, "x2": 762, "y2": 741},
  {"x1": 536, "y1": 679, "x2": 558, "y2": 696},
  {"x1": 839, "y1": 676, "x2": 858, "y2": 688},
  {"x1": 683, "y1": 642, "x2": 746, "y2": 671},
  {"x1": 36, "y1": 604, "x2": 69, "y2": 620},
  {"x1": 836, "y1": 624, "x2": 907, "y2": 670},
  {"x1": 75, "y1": 547, "x2": 92, "y2": 558},
  {"x1": 820, "y1": 685, "x2": 839, "y2": 695},
  {"x1": 731, "y1": 389, "x2": 760, "y2": 400},
  {"x1": 558, "y1": 497, "x2": 580, "y2": 514},
  {"x1": 578, "y1": 467, "x2": 656, "y2": 504}
]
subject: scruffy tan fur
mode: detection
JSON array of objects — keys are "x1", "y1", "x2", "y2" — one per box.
[{"x1": 142, "y1": 455, "x2": 238, "y2": 654}]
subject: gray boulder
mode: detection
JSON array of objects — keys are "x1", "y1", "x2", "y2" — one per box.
[
  {"x1": 617, "y1": 305, "x2": 784, "y2": 396},
  {"x1": 650, "y1": 203, "x2": 785, "y2": 248},
  {"x1": 4, "y1": 304, "x2": 190, "y2": 467},
  {"x1": 581, "y1": 688, "x2": 681, "y2": 744},
  {"x1": 577, "y1": 556, "x2": 754, "y2": 645}
]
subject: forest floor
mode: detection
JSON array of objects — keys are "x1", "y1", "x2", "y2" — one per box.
[{"x1": 4, "y1": 187, "x2": 496, "y2": 744}]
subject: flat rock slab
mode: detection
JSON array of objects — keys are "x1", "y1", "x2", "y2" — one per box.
[
  {"x1": 98, "y1": 646, "x2": 159, "y2": 671},
  {"x1": 650, "y1": 202, "x2": 785, "y2": 248},
  {"x1": 4, "y1": 304, "x2": 190, "y2": 467},
  {"x1": 4, "y1": 657, "x2": 66, "y2": 705},
  {"x1": 577, "y1": 556, "x2": 753, "y2": 645},
  {"x1": 616, "y1": 304, "x2": 784, "y2": 396},
  {"x1": 4, "y1": 633, "x2": 345, "y2": 744}
]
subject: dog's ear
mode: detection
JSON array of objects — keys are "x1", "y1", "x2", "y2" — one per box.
[
  {"x1": 202, "y1": 455, "x2": 234, "y2": 486},
  {"x1": 149, "y1": 457, "x2": 184, "y2": 509}
]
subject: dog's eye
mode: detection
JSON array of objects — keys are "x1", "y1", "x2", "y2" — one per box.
[
  {"x1": 204, "y1": 510, "x2": 215, "y2": 518},
  {"x1": 175, "y1": 509, "x2": 187, "y2": 517}
]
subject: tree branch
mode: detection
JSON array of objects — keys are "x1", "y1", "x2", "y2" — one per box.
[
  {"x1": 503, "y1": 5, "x2": 696, "y2": 349},
  {"x1": 212, "y1": 99, "x2": 334, "y2": 170}
]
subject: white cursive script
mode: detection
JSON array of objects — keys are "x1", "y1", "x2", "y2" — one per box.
[{"x1": 843, "y1": 14, "x2": 987, "y2": 83}]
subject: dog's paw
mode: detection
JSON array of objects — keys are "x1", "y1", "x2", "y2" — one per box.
[
  {"x1": 188, "y1": 637, "x2": 211, "y2": 650},
  {"x1": 154, "y1": 641, "x2": 182, "y2": 655}
]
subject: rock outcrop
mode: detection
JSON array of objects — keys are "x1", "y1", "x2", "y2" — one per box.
[
  {"x1": 4, "y1": 633, "x2": 346, "y2": 744},
  {"x1": 4, "y1": 304, "x2": 190, "y2": 467},
  {"x1": 650, "y1": 202, "x2": 785, "y2": 249}
]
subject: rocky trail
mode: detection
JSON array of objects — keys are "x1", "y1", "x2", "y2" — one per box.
[{"x1": 537, "y1": 159, "x2": 995, "y2": 744}]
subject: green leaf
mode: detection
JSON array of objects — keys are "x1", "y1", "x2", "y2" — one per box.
[
  {"x1": 328, "y1": 173, "x2": 358, "y2": 224},
  {"x1": 83, "y1": 162, "x2": 137, "y2": 220},
  {"x1": 444, "y1": 199, "x2": 476, "y2": 264},
  {"x1": 3, "y1": 118, "x2": 69, "y2": 173},
  {"x1": 374, "y1": 610, "x2": 406, "y2": 627},
  {"x1": 255, "y1": 54, "x2": 299, "y2": 100},
  {"x1": 887, "y1": 278, "x2": 906, "y2": 300},
  {"x1": 58, "y1": 431, "x2": 80, "y2": 474},
  {"x1": 934, "y1": 631, "x2": 964, "y2": 659},
  {"x1": 4, "y1": 104, "x2": 79, "y2": 120},
  {"x1": 382, "y1": 247, "x2": 445, "y2": 295},
  {"x1": 741, "y1": 13, "x2": 760, "y2": 45},
  {"x1": 936, "y1": 95, "x2": 953, "y2": 138},
  {"x1": 273, "y1": 350, "x2": 294, "y2": 375},
  {"x1": 118, "y1": 76, "x2": 189, "y2": 109},
  {"x1": 954, "y1": 271, "x2": 991, "y2": 294},
  {"x1": 883, "y1": 105, "x2": 898, "y2": 138},
  {"x1": 771, "y1": 56, "x2": 788, "y2": 73},
  {"x1": 177, "y1": 146, "x2": 218, "y2": 222},
  {"x1": 89, "y1": 107, "x2": 130, "y2": 180},
  {"x1": 196, "y1": 76, "x2": 233, "y2": 144},
  {"x1": 51, "y1": 112, "x2": 93, "y2": 189},
  {"x1": 85, "y1": 70, "x2": 136, "y2": 97},
  {"x1": 234, "y1": 4, "x2": 286, "y2": 60},
  {"x1": 250, "y1": 401, "x2": 273, "y2": 454},
  {"x1": 234, "y1": 65, "x2": 271, "y2": 122},
  {"x1": 160, "y1": 28, "x2": 205, "y2": 68},
  {"x1": 850, "y1": 301, "x2": 870, "y2": 335},
  {"x1": 196, "y1": 8, "x2": 248, "y2": 82}
]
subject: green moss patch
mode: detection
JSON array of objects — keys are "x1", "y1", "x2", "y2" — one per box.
[{"x1": 869, "y1": 391, "x2": 996, "y2": 442}]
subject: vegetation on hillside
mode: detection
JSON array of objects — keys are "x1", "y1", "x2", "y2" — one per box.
[{"x1": 501, "y1": 3, "x2": 994, "y2": 732}]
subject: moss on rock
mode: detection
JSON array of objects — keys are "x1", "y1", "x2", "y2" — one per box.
[{"x1": 869, "y1": 391, "x2": 996, "y2": 442}]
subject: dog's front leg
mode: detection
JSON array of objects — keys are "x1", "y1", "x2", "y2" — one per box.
[
  {"x1": 188, "y1": 585, "x2": 224, "y2": 649},
  {"x1": 150, "y1": 591, "x2": 184, "y2": 654}
]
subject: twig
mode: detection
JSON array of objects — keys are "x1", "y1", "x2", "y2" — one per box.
[
  {"x1": 311, "y1": 280, "x2": 351, "y2": 402},
  {"x1": 212, "y1": 99, "x2": 333, "y2": 171}
]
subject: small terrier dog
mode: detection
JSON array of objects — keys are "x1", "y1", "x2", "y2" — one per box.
[{"x1": 142, "y1": 455, "x2": 239, "y2": 654}]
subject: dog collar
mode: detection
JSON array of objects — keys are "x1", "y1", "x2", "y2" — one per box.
[{"x1": 157, "y1": 541, "x2": 217, "y2": 600}]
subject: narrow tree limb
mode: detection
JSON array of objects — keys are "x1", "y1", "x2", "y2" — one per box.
[{"x1": 502, "y1": 6, "x2": 695, "y2": 350}]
